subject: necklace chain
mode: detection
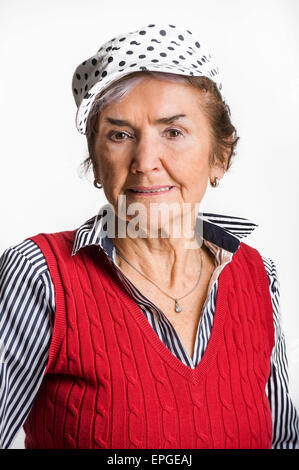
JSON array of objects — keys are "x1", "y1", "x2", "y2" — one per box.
[{"x1": 114, "y1": 246, "x2": 204, "y2": 313}]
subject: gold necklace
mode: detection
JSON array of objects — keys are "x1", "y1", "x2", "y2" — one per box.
[{"x1": 114, "y1": 247, "x2": 204, "y2": 313}]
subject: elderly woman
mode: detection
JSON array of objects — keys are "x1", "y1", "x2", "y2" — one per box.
[{"x1": 0, "y1": 23, "x2": 298, "y2": 450}]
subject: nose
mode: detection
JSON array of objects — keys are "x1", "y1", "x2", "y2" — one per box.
[{"x1": 130, "y1": 132, "x2": 163, "y2": 175}]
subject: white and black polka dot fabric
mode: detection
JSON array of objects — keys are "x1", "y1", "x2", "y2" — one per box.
[{"x1": 72, "y1": 23, "x2": 223, "y2": 135}]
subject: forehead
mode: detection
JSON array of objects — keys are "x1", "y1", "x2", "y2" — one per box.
[{"x1": 99, "y1": 78, "x2": 205, "y2": 124}]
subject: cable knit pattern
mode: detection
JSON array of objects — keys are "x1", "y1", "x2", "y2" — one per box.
[{"x1": 22, "y1": 230, "x2": 274, "y2": 449}]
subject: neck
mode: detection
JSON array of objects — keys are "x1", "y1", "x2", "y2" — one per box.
[{"x1": 111, "y1": 210, "x2": 204, "y2": 292}]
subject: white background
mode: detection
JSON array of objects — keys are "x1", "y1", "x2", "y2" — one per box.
[{"x1": 0, "y1": 0, "x2": 298, "y2": 449}]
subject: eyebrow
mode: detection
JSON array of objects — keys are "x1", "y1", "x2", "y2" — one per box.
[{"x1": 103, "y1": 114, "x2": 187, "y2": 129}]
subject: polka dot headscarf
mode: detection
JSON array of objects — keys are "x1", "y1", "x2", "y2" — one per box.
[{"x1": 72, "y1": 23, "x2": 223, "y2": 134}]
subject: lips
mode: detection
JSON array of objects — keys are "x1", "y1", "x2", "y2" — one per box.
[
  {"x1": 126, "y1": 185, "x2": 175, "y2": 196},
  {"x1": 128, "y1": 185, "x2": 174, "y2": 191}
]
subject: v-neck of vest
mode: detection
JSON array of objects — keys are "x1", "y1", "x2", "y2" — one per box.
[{"x1": 96, "y1": 245, "x2": 234, "y2": 386}]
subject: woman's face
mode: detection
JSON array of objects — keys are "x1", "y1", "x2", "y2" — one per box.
[{"x1": 93, "y1": 77, "x2": 225, "y2": 233}]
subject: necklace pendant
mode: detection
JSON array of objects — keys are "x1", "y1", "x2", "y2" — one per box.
[{"x1": 175, "y1": 299, "x2": 182, "y2": 313}]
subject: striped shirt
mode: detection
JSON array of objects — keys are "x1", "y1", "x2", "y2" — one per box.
[{"x1": 0, "y1": 207, "x2": 298, "y2": 449}]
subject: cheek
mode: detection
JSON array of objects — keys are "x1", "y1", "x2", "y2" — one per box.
[
  {"x1": 96, "y1": 151, "x2": 122, "y2": 182},
  {"x1": 173, "y1": 148, "x2": 210, "y2": 186},
  {"x1": 102, "y1": 166, "x2": 121, "y2": 192},
  {"x1": 99, "y1": 159, "x2": 128, "y2": 200}
]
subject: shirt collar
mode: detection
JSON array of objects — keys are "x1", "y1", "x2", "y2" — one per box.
[{"x1": 71, "y1": 203, "x2": 258, "y2": 258}]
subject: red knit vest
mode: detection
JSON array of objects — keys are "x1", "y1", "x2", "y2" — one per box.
[{"x1": 22, "y1": 230, "x2": 274, "y2": 449}]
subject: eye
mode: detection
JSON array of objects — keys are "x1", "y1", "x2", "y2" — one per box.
[
  {"x1": 165, "y1": 128, "x2": 184, "y2": 138},
  {"x1": 109, "y1": 131, "x2": 132, "y2": 142}
]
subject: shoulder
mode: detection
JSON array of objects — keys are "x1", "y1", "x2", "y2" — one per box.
[
  {"x1": 27, "y1": 228, "x2": 78, "y2": 251},
  {"x1": 238, "y1": 242, "x2": 279, "y2": 286},
  {"x1": 0, "y1": 238, "x2": 55, "y2": 323},
  {"x1": 0, "y1": 227, "x2": 81, "y2": 296},
  {"x1": 1, "y1": 238, "x2": 49, "y2": 278}
]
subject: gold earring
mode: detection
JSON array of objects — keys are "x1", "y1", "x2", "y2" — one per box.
[
  {"x1": 94, "y1": 179, "x2": 102, "y2": 189},
  {"x1": 210, "y1": 177, "x2": 219, "y2": 188}
]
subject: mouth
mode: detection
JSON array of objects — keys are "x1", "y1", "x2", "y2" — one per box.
[{"x1": 126, "y1": 185, "x2": 175, "y2": 196}]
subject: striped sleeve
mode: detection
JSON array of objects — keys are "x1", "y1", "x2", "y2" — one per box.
[
  {"x1": 262, "y1": 256, "x2": 299, "y2": 449},
  {"x1": 0, "y1": 240, "x2": 54, "y2": 449}
]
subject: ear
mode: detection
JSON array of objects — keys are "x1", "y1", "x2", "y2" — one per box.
[
  {"x1": 209, "y1": 134, "x2": 233, "y2": 181},
  {"x1": 93, "y1": 163, "x2": 102, "y2": 185},
  {"x1": 209, "y1": 154, "x2": 227, "y2": 182},
  {"x1": 210, "y1": 164, "x2": 226, "y2": 182}
]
